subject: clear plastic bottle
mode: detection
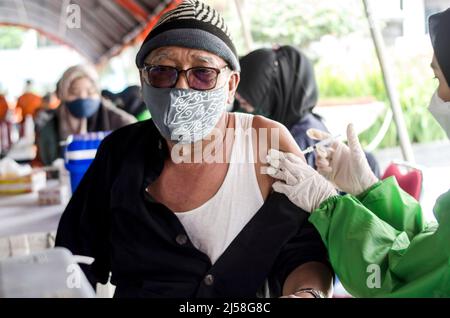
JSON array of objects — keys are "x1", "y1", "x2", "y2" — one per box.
[{"x1": 23, "y1": 114, "x2": 35, "y2": 143}]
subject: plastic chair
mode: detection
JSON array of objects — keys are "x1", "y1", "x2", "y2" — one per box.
[{"x1": 381, "y1": 161, "x2": 423, "y2": 200}]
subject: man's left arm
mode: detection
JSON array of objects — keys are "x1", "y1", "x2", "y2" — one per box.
[
  {"x1": 268, "y1": 218, "x2": 334, "y2": 298},
  {"x1": 254, "y1": 116, "x2": 334, "y2": 297},
  {"x1": 282, "y1": 261, "x2": 334, "y2": 298}
]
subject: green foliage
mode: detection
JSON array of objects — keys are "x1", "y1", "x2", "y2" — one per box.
[
  {"x1": 0, "y1": 27, "x2": 25, "y2": 49},
  {"x1": 247, "y1": 0, "x2": 366, "y2": 51},
  {"x1": 209, "y1": 0, "x2": 367, "y2": 55},
  {"x1": 316, "y1": 62, "x2": 447, "y2": 148},
  {"x1": 317, "y1": 67, "x2": 387, "y2": 101},
  {"x1": 248, "y1": 0, "x2": 363, "y2": 48}
]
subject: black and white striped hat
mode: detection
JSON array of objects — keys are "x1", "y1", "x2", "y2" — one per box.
[{"x1": 136, "y1": 0, "x2": 240, "y2": 71}]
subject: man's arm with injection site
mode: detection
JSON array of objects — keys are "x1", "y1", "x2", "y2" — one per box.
[{"x1": 253, "y1": 115, "x2": 334, "y2": 298}]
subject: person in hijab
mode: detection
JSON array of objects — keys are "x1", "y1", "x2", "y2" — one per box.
[
  {"x1": 35, "y1": 65, "x2": 136, "y2": 166},
  {"x1": 265, "y1": 8, "x2": 450, "y2": 297},
  {"x1": 235, "y1": 45, "x2": 380, "y2": 176}
]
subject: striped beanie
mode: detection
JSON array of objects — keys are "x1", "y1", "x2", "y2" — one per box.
[{"x1": 136, "y1": 0, "x2": 240, "y2": 71}]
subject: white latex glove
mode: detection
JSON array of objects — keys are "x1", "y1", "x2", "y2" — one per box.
[
  {"x1": 309, "y1": 123, "x2": 378, "y2": 196},
  {"x1": 266, "y1": 149, "x2": 338, "y2": 213}
]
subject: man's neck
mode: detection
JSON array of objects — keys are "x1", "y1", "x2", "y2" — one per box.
[{"x1": 166, "y1": 112, "x2": 232, "y2": 165}]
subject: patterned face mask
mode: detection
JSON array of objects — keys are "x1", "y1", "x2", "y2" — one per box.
[{"x1": 142, "y1": 84, "x2": 228, "y2": 144}]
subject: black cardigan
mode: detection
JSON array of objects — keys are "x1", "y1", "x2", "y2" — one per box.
[{"x1": 55, "y1": 119, "x2": 331, "y2": 298}]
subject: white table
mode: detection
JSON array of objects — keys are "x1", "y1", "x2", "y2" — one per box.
[
  {"x1": 0, "y1": 187, "x2": 116, "y2": 298},
  {"x1": 0, "y1": 191, "x2": 65, "y2": 238}
]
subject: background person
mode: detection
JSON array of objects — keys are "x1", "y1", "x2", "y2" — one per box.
[{"x1": 35, "y1": 65, "x2": 136, "y2": 166}]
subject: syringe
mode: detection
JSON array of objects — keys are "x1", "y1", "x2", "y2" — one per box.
[{"x1": 302, "y1": 134, "x2": 341, "y2": 155}]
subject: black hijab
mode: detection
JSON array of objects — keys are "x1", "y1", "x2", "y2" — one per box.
[
  {"x1": 429, "y1": 8, "x2": 450, "y2": 87},
  {"x1": 237, "y1": 45, "x2": 318, "y2": 129},
  {"x1": 102, "y1": 86, "x2": 146, "y2": 117}
]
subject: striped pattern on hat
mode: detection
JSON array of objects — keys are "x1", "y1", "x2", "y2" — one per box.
[
  {"x1": 136, "y1": 0, "x2": 240, "y2": 71},
  {"x1": 155, "y1": 0, "x2": 231, "y2": 38}
]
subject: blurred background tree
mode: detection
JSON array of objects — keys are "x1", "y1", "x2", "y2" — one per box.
[
  {"x1": 208, "y1": 0, "x2": 367, "y2": 56},
  {"x1": 0, "y1": 27, "x2": 25, "y2": 50},
  {"x1": 247, "y1": 0, "x2": 366, "y2": 53}
]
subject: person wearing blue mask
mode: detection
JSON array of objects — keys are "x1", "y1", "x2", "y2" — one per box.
[
  {"x1": 35, "y1": 65, "x2": 136, "y2": 165},
  {"x1": 55, "y1": 0, "x2": 334, "y2": 298},
  {"x1": 266, "y1": 8, "x2": 450, "y2": 297}
]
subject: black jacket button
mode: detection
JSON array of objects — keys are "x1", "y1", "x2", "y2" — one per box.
[
  {"x1": 176, "y1": 234, "x2": 188, "y2": 245},
  {"x1": 204, "y1": 274, "x2": 214, "y2": 286}
]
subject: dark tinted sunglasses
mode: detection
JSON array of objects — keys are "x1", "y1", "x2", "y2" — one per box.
[{"x1": 141, "y1": 64, "x2": 229, "y2": 91}]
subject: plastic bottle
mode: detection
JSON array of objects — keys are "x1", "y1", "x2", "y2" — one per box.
[{"x1": 23, "y1": 114, "x2": 35, "y2": 143}]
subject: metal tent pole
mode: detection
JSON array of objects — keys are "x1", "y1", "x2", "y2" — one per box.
[
  {"x1": 233, "y1": 0, "x2": 254, "y2": 53},
  {"x1": 362, "y1": 0, "x2": 415, "y2": 162}
]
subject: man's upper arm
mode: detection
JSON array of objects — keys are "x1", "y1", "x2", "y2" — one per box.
[
  {"x1": 253, "y1": 115, "x2": 304, "y2": 159},
  {"x1": 252, "y1": 116, "x2": 333, "y2": 294}
]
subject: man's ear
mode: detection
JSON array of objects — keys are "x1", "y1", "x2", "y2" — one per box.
[{"x1": 227, "y1": 72, "x2": 240, "y2": 104}]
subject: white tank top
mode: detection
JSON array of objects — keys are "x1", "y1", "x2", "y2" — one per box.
[{"x1": 175, "y1": 113, "x2": 264, "y2": 264}]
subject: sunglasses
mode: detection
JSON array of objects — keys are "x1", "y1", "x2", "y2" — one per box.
[{"x1": 141, "y1": 64, "x2": 229, "y2": 91}]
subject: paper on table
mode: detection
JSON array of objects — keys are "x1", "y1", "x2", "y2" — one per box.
[{"x1": 0, "y1": 158, "x2": 32, "y2": 178}]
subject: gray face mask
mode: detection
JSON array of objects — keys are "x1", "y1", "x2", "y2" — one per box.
[{"x1": 142, "y1": 84, "x2": 228, "y2": 144}]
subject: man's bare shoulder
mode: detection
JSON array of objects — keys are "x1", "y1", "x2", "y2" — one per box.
[{"x1": 252, "y1": 115, "x2": 302, "y2": 156}]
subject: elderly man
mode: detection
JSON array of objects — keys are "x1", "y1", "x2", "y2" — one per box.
[{"x1": 56, "y1": 0, "x2": 333, "y2": 298}]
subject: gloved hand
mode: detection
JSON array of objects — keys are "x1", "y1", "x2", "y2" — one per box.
[
  {"x1": 266, "y1": 149, "x2": 338, "y2": 213},
  {"x1": 310, "y1": 123, "x2": 379, "y2": 196}
]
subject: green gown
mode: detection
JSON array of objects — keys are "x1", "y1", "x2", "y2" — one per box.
[{"x1": 309, "y1": 177, "x2": 450, "y2": 297}]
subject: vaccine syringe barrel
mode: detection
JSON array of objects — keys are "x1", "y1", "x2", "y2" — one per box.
[{"x1": 64, "y1": 131, "x2": 110, "y2": 193}]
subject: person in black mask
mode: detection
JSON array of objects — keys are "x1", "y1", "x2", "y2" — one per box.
[
  {"x1": 235, "y1": 45, "x2": 380, "y2": 176},
  {"x1": 35, "y1": 65, "x2": 136, "y2": 166}
]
